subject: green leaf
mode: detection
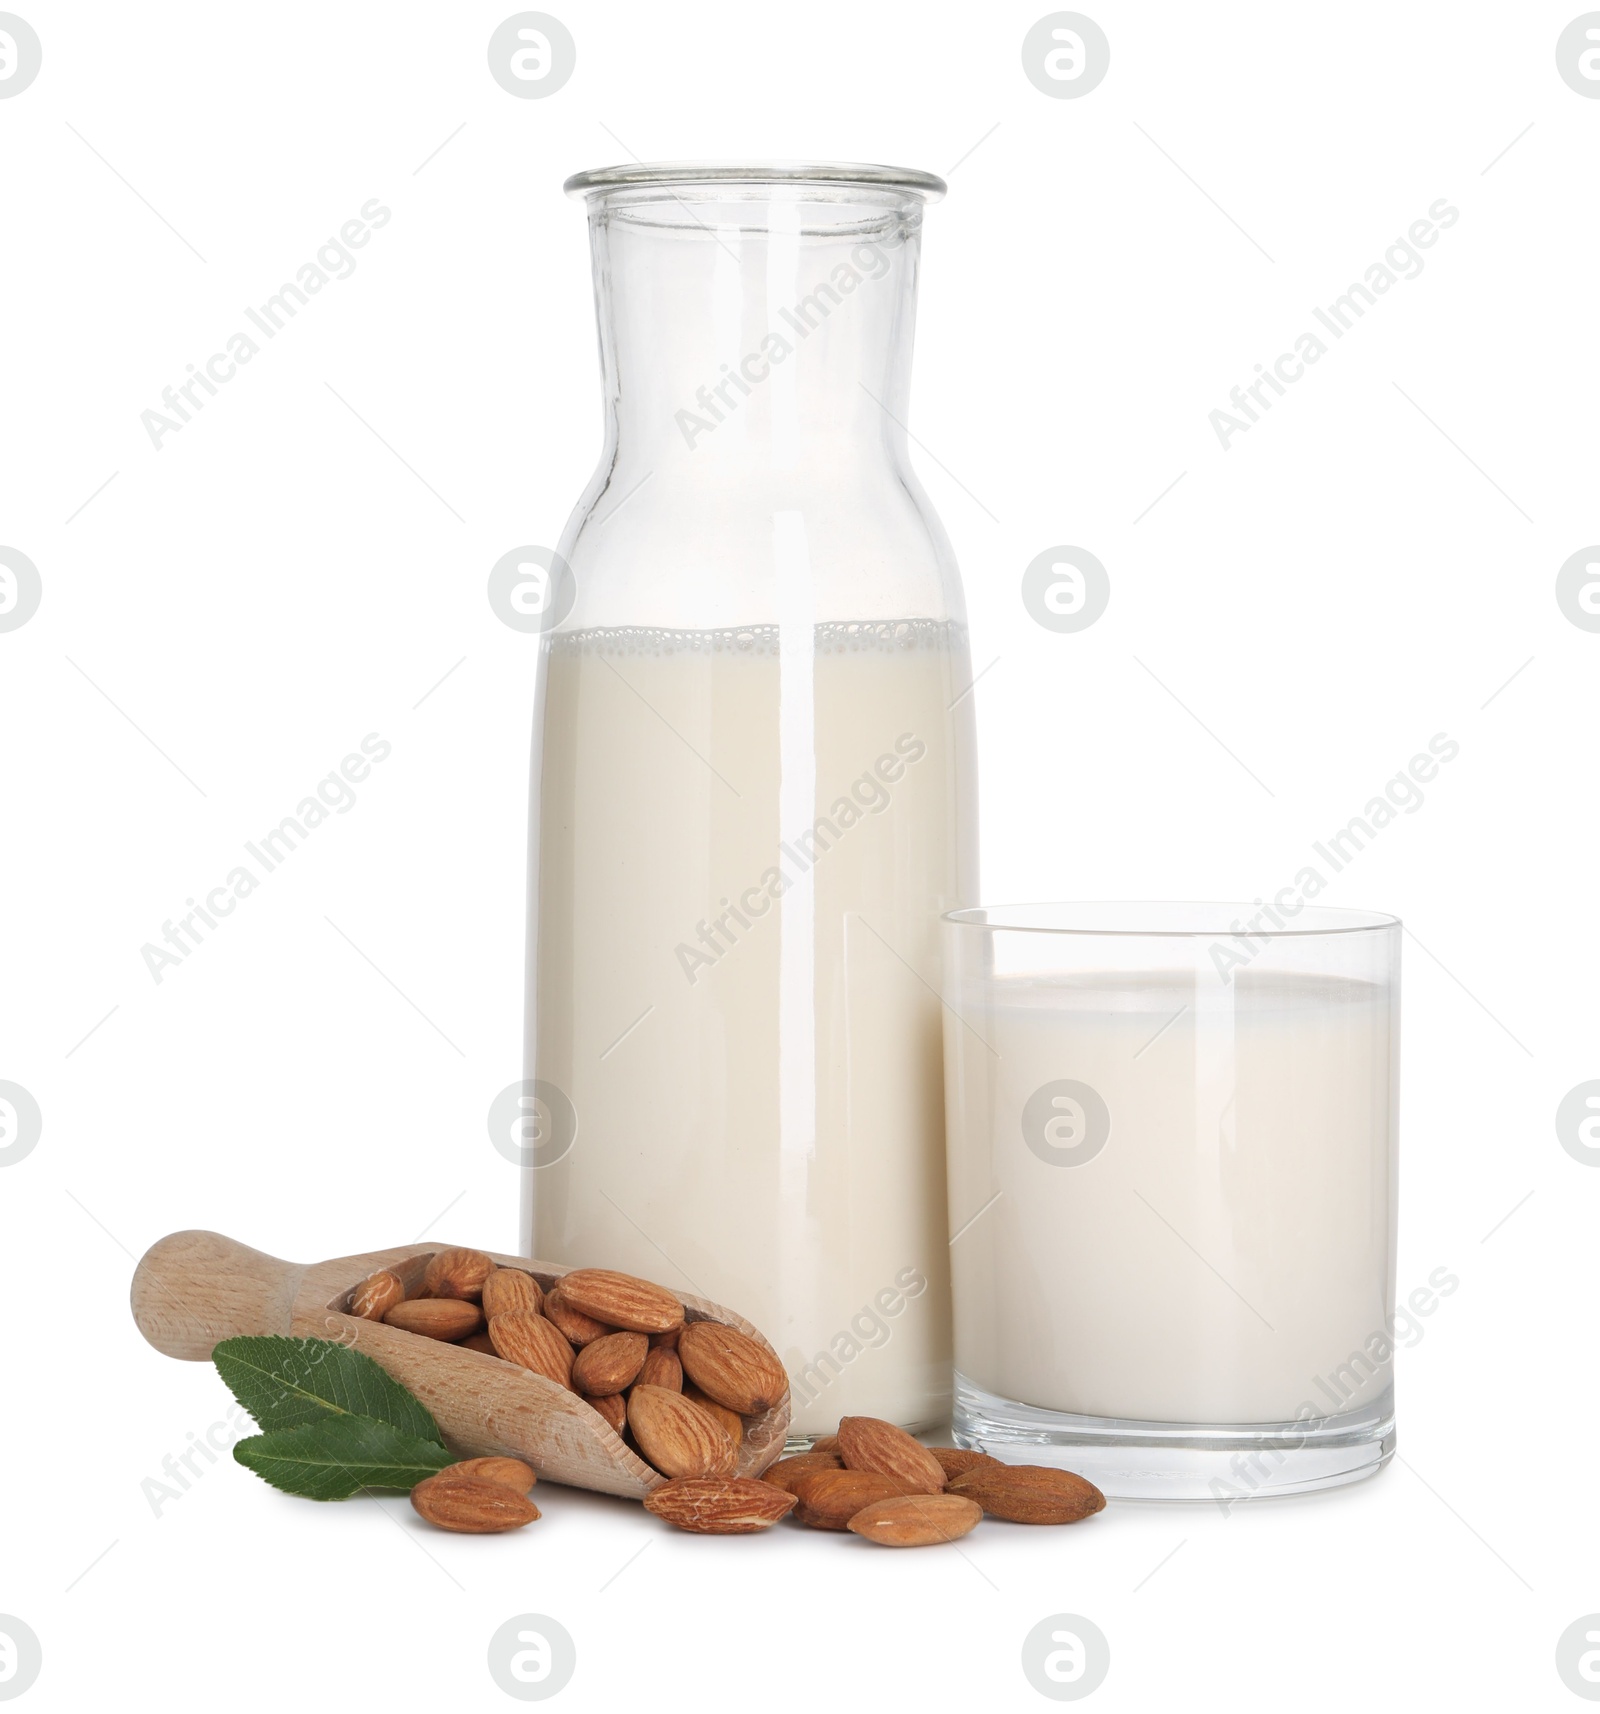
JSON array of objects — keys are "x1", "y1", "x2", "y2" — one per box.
[
  {"x1": 234, "y1": 1417, "x2": 454, "y2": 1501},
  {"x1": 213, "y1": 1335, "x2": 445, "y2": 1446}
]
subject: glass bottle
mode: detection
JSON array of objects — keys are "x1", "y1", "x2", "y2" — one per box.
[{"x1": 524, "y1": 163, "x2": 976, "y2": 1436}]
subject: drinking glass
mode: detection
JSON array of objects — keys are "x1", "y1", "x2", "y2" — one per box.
[{"x1": 942, "y1": 902, "x2": 1401, "y2": 1500}]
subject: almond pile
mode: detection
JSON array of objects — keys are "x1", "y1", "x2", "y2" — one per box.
[
  {"x1": 644, "y1": 1416, "x2": 1106, "y2": 1546},
  {"x1": 350, "y1": 1250, "x2": 1106, "y2": 1547},
  {"x1": 345, "y1": 1249, "x2": 787, "y2": 1531}
]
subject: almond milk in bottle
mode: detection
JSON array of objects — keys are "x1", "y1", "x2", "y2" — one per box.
[{"x1": 522, "y1": 165, "x2": 976, "y2": 1436}]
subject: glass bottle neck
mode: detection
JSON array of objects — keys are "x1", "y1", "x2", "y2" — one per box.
[{"x1": 585, "y1": 192, "x2": 927, "y2": 477}]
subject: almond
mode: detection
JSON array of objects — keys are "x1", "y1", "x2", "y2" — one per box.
[
  {"x1": 638, "y1": 1347, "x2": 683, "y2": 1392},
  {"x1": 945, "y1": 1463, "x2": 1106, "y2": 1524},
  {"x1": 644, "y1": 1477, "x2": 798, "y2": 1534},
  {"x1": 348, "y1": 1268, "x2": 405, "y2": 1321},
  {"x1": 930, "y1": 1447, "x2": 1000, "y2": 1479},
  {"x1": 626, "y1": 1385, "x2": 736, "y2": 1479},
  {"x1": 678, "y1": 1320, "x2": 789, "y2": 1414},
  {"x1": 571, "y1": 1330, "x2": 648, "y2": 1396},
  {"x1": 554, "y1": 1268, "x2": 684, "y2": 1334},
  {"x1": 482, "y1": 1267, "x2": 543, "y2": 1319},
  {"x1": 790, "y1": 1468, "x2": 917, "y2": 1530},
  {"x1": 445, "y1": 1456, "x2": 537, "y2": 1494},
  {"x1": 384, "y1": 1299, "x2": 483, "y2": 1341},
  {"x1": 649, "y1": 1325, "x2": 682, "y2": 1352},
  {"x1": 809, "y1": 1434, "x2": 839, "y2": 1455},
  {"x1": 759, "y1": 1452, "x2": 842, "y2": 1496},
  {"x1": 488, "y1": 1310, "x2": 575, "y2": 1389},
  {"x1": 847, "y1": 1493, "x2": 983, "y2": 1547},
  {"x1": 461, "y1": 1332, "x2": 499, "y2": 1356},
  {"x1": 683, "y1": 1384, "x2": 742, "y2": 1448},
  {"x1": 410, "y1": 1473, "x2": 538, "y2": 1533},
  {"x1": 837, "y1": 1416, "x2": 945, "y2": 1494},
  {"x1": 543, "y1": 1287, "x2": 613, "y2": 1347},
  {"x1": 584, "y1": 1391, "x2": 627, "y2": 1434},
  {"x1": 422, "y1": 1246, "x2": 495, "y2": 1301}
]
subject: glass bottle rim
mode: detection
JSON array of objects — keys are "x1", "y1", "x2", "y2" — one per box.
[
  {"x1": 564, "y1": 160, "x2": 947, "y2": 201},
  {"x1": 943, "y1": 901, "x2": 1402, "y2": 940}
]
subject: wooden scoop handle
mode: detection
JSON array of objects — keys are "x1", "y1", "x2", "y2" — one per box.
[{"x1": 130, "y1": 1229, "x2": 308, "y2": 1360}]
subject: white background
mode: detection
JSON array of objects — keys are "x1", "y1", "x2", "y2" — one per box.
[{"x1": 4, "y1": 1, "x2": 1598, "y2": 1707}]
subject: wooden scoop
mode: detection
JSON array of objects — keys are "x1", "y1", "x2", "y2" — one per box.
[{"x1": 130, "y1": 1230, "x2": 790, "y2": 1499}]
